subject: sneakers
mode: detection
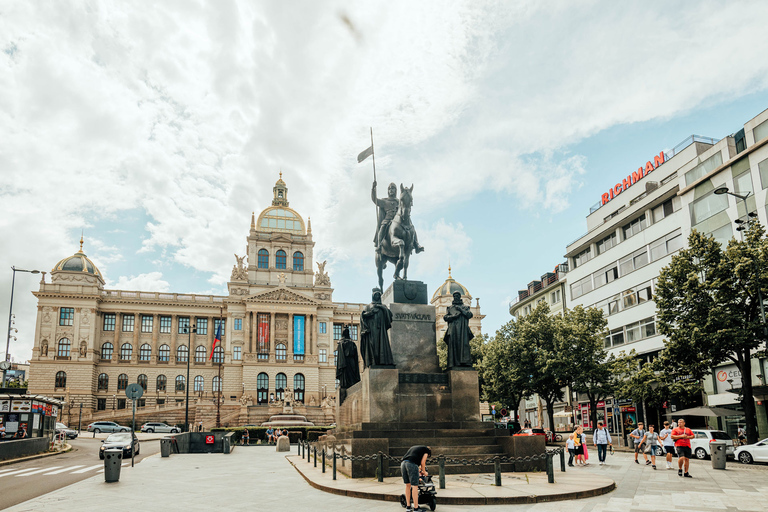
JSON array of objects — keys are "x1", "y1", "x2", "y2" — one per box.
[
  {"x1": 652, "y1": 465, "x2": 656, "y2": 470},
  {"x1": 406, "y1": 508, "x2": 412, "y2": 512},
  {"x1": 645, "y1": 460, "x2": 651, "y2": 465},
  {"x1": 684, "y1": 473, "x2": 693, "y2": 478},
  {"x1": 635, "y1": 459, "x2": 639, "y2": 464},
  {"x1": 678, "y1": 469, "x2": 683, "y2": 477}
]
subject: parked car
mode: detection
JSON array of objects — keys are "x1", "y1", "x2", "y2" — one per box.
[
  {"x1": 86, "y1": 421, "x2": 130, "y2": 433},
  {"x1": 55, "y1": 422, "x2": 78, "y2": 439},
  {"x1": 734, "y1": 438, "x2": 768, "y2": 464},
  {"x1": 689, "y1": 429, "x2": 735, "y2": 459},
  {"x1": 513, "y1": 428, "x2": 547, "y2": 438},
  {"x1": 99, "y1": 433, "x2": 140, "y2": 459},
  {"x1": 140, "y1": 422, "x2": 179, "y2": 433}
]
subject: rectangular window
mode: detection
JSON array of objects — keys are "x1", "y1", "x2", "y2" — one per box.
[
  {"x1": 97, "y1": 398, "x2": 106, "y2": 411},
  {"x1": 141, "y1": 315, "x2": 153, "y2": 333},
  {"x1": 333, "y1": 324, "x2": 343, "y2": 340},
  {"x1": 257, "y1": 313, "x2": 270, "y2": 354},
  {"x1": 550, "y1": 289, "x2": 561, "y2": 304},
  {"x1": 625, "y1": 321, "x2": 641, "y2": 343},
  {"x1": 214, "y1": 319, "x2": 225, "y2": 335},
  {"x1": 159, "y1": 316, "x2": 171, "y2": 333},
  {"x1": 593, "y1": 264, "x2": 618, "y2": 289},
  {"x1": 622, "y1": 214, "x2": 647, "y2": 240},
  {"x1": 633, "y1": 247, "x2": 649, "y2": 270},
  {"x1": 293, "y1": 315, "x2": 305, "y2": 356},
  {"x1": 652, "y1": 197, "x2": 681, "y2": 223},
  {"x1": 234, "y1": 318, "x2": 242, "y2": 331},
  {"x1": 759, "y1": 159, "x2": 768, "y2": 190},
  {"x1": 641, "y1": 317, "x2": 657, "y2": 338},
  {"x1": 59, "y1": 307, "x2": 74, "y2": 326},
  {"x1": 596, "y1": 232, "x2": 617, "y2": 255},
  {"x1": 319, "y1": 322, "x2": 327, "y2": 334},
  {"x1": 178, "y1": 317, "x2": 190, "y2": 334},
  {"x1": 572, "y1": 247, "x2": 592, "y2": 269},
  {"x1": 690, "y1": 190, "x2": 729, "y2": 225},
  {"x1": 319, "y1": 349, "x2": 327, "y2": 363},
  {"x1": 570, "y1": 275, "x2": 593, "y2": 300},
  {"x1": 117, "y1": 399, "x2": 126, "y2": 410},
  {"x1": 196, "y1": 318, "x2": 208, "y2": 335},
  {"x1": 233, "y1": 346, "x2": 242, "y2": 361},
  {"x1": 103, "y1": 313, "x2": 116, "y2": 332},
  {"x1": 605, "y1": 328, "x2": 624, "y2": 348},
  {"x1": 122, "y1": 314, "x2": 135, "y2": 332},
  {"x1": 734, "y1": 170, "x2": 753, "y2": 196},
  {"x1": 754, "y1": 119, "x2": 768, "y2": 143},
  {"x1": 622, "y1": 288, "x2": 638, "y2": 309},
  {"x1": 349, "y1": 325, "x2": 358, "y2": 341},
  {"x1": 685, "y1": 151, "x2": 723, "y2": 186}
]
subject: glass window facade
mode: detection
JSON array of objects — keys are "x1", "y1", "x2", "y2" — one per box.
[
  {"x1": 293, "y1": 251, "x2": 304, "y2": 271},
  {"x1": 158, "y1": 344, "x2": 170, "y2": 362},
  {"x1": 160, "y1": 316, "x2": 172, "y2": 333},
  {"x1": 275, "y1": 250, "x2": 287, "y2": 269},
  {"x1": 258, "y1": 249, "x2": 269, "y2": 268},
  {"x1": 57, "y1": 338, "x2": 71, "y2": 357},
  {"x1": 103, "y1": 313, "x2": 116, "y2": 331},
  {"x1": 122, "y1": 314, "x2": 135, "y2": 332},
  {"x1": 196, "y1": 318, "x2": 208, "y2": 335},
  {"x1": 101, "y1": 342, "x2": 113, "y2": 360},
  {"x1": 233, "y1": 346, "x2": 242, "y2": 360},
  {"x1": 59, "y1": 307, "x2": 74, "y2": 326},
  {"x1": 141, "y1": 315, "x2": 153, "y2": 333}
]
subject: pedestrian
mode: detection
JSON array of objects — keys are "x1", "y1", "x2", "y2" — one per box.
[
  {"x1": 737, "y1": 427, "x2": 746, "y2": 446},
  {"x1": 659, "y1": 421, "x2": 676, "y2": 469},
  {"x1": 573, "y1": 427, "x2": 585, "y2": 465},
  {"x1": 524, "y1": 418, "x2": 531, "y2": 429},
  {"x1": 643, "y1": 425, "x2": 660, "y2": 469},
  {"x1": 592, "y1": 421, "x2": 612, "y2": 465},
  {"x1": 400, "y1": 445, "x2": 431, "y2": 512},
  {"x1": 266, "y1": 427, "x2": 274, "y2": 444},
  {"x1": 0, "y1": 421, "x2": 5, "y2": 439},
  {"x1": 629, "y1": 421, "x2": 648, "y2": 465},
  {"x1": 566, "y1": 433, "x2": 576, "y2": 467},
  {"x1": 198, "y1": 420, "x2": 203, "y2": 432},
  {"x1": 580, "y1": 428, "x2": 590, "y2": 464},
  {"x1": 671, "y1": 418, "x2": 694, "y2": 478},
  {"x1": 242, "y1": 428, "x2": 249, "y2": 446}
]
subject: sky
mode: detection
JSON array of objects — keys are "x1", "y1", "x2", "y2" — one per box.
[{"x1": 2, "y1": 1, "x2": 768, "y2": 364}]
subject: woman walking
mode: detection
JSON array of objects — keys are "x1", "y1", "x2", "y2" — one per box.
[
  {"x1": 643, "y1": 425, "x2": 660, "y2": 469},
  {"x1": 574, "y1": 427, "x2": 585, "y2": 465}
]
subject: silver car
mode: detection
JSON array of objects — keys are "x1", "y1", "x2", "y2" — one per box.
[
  {"x1": 140, "y1": 422, "x2": 179, "y2": 433},
  {"x1": 86, "y1": 421, "x2": 130, "y2": 433}
]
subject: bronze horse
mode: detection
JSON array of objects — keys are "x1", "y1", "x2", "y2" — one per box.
[{"x1": 375, "y1": 184, "x2": 417, "y2": 291}]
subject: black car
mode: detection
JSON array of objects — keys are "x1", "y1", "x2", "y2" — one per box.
[
  {"x1": 99, "y1": 433, "x2": 140, "y2": 459},
  {"x1": 55, "y1": 422, "x2": 79, "y2": 439}
]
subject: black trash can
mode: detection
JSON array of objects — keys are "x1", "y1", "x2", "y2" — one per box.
[
  {"x1": 161, "y1": 437, "x2": 172, "y2": 457},
  {"x1": 104, "y1": 449, "x2": 123, "y2": 482}
]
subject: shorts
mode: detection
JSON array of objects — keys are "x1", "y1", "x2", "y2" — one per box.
[
  {"x1": 664, "y1": 446, "x2": 676, "y2": 455},
  {"x1": 676, "y1": 446, "x2": 692, "y2": 459},
  {"x1": 634, "y1": 443, "x2": 646, "y2": 454},
  {"x1": 574, "y1": 445, "x2": 584, "y2": 455},
  {"x1": 401, "y1": 460, "x2": 420, "y2": 486}
]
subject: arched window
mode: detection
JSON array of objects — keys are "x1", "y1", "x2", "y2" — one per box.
[
  {"x1": 177, "y1": 345, "x2": 188, "y2": 363},
  {"x1": 213, "y1": 376, "x2": 222, "y2": 393},
  {"x1": 276, "y1": 343, "x2": 287, "y2": 361},
  {"x1": 158, "y1": 344, "x2": 170, "y2": 362},
  {"x1": 213, "y1": 345, "x2": 224, "y2": 364},
  {"x1": 98, "y1": 373, "x2": 109, "y2": 391},
  {"x1": 139, "y1": 344, "x2": 151, "y2": 361},
  {"x1": 293, "y1": 373, "x2": 305, "y2": 403},
  {"x1": 275, "y1": 250, "x2": 287, "y2": 269},
  {"x1": 258, "y1": 249, "x2": 269, "y2": 269},
  {"x1": 55, "y1": 371, "x2": 66, "y2": 388},
  {"x1": 137, "y1": 374, "x2": 148, "y2": 391},
  {"x1": 156, "y1": 375, "x2": 167, "y2": 392},
  {"x1": 57, "y1": 338, "x2": 71, "y2": 357},
  {"x1": 194, "y1": 375, "x2": 204, "y2": 392},
  {"x1": 293, "y1": 251, "x2": 304, "y2": 271},
  {"x1": 120, "y1": 343, "x2": 132, "y2": 360},
  {"x1": 257, "y1": 373, "x2": 269, "y2": 404},
  {"x1": 101, "y1": 342, "x2": 114, "y2": 360},
  {"x1": 275, "y1": 373, "x2": 287, "y2": 400},
  {"x1": 195, "y1": 345, "x2": 206, "y2": 363},
  {"x1": 175, "y1": 375, "x2": 185, "y2": 392},
  {"x1": 117, "y1": 374, "x2": 128, "y2": 391}
]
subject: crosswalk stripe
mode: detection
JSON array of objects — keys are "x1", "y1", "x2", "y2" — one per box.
[
  {"x1": 0, "y1": 467, "x2": 22, "y2": 475},
  {"x1": 15, "y1": 467, "x2": 61, "y2": 477},
  {"x1": 72, "y1": 464, "x2": 103, "y2": 474},
  {"x1": 42, "y1": 465, "x2": 85, "y2": 475},
  {"x1": 0, "y1": 468, "x2": 41, "y2": 478}
]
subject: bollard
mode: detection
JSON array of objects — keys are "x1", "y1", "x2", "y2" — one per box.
[
  {"x1": 298, "y1": 441, "x2": 301, "y2": 455},
  {"x1": 333, "y1": 452, "x2": 337, "y2": 480},
  {"x1": 546, "y1": 453, "x2": 554, "y2": 483},
  {"x1": 559, "y1": 448, "x2": 565, "y2": 472},
  {"x1": 438, "y1": 455, "x2": 446, "y2": 490},
  {"x1": 494, "y1": 458, "x2": 501, "y2": 486},
  {"x1": 377, "y1": 452, "x2": 384, "y2": 482},
  {"x1": 314, "y1": 446, "x2": 317, "y2": 468},
  {"x1": 322, "y1": 448, "x2": 326, "y2": 473}
]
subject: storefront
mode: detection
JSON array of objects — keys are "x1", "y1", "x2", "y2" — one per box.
[
  {"x1": 576, "y1": 400, "x2": 608, "y2": 430},
  {"x1": 0, "y1": 394, "x2": 62, "y2": 439}
]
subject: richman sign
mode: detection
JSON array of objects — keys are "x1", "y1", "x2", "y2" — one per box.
[{"x1": 601, "y1": 151, "x2": 666, "y2": 205}]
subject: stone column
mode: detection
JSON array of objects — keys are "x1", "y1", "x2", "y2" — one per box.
[
  {"x1": 308, "y1": 314, "x2": 313, "y2": 355},
  {"x1": 113, "y1": 313, "x2": 120, "y2": 358},
  {"x1": 170, "y1": 314, "x2": 178, "y2": 360},
  {"x1": 288, "y1": 313, "x2": 294, "y2": 360},
  {"x1": 269, "y1": 312, "x2": 276, "y2": 359},
  {"x1": 246, "y1": 312, "x2": 252, "y2": 354},
  {"x1": 151, "y1": 314, "x2": 159, "y2": 355},
  {"x1": 132, "y1": 314, "x2": 140, "y2": 359}
]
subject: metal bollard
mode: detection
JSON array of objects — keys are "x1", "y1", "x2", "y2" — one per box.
[
  {"x1": 322, "y1": 448, "x2": 326, "y2": 473},
  {"x1": 333, "y1": 452, "x2": 337, "y2": 480},
  {"x1": 377, "y1": 452, "x2": 384, "y2": 482},
  {"x1": 494, "y1": 458, "x2": 501, "y2": 486},
  {"x1": 298, "y1": 441, "x2": 301, "y2": 455},
  {"x1": 546, "y1": 453, "x2": 554, "y2": 483},
  {"x1": 314, "y1": 446, "x2": 317, "y2": 467},
  {"x1": 559, "y1": 448, "x2": 565, "y2": 472},
  {"x1": 438, "y1": 455, "x2": 446, "y2": 490}
]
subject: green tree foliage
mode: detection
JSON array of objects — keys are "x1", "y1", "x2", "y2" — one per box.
[
  {"x1": 655, "y1": 225, "x2": 768, "y2": 443},
  {"x1": 480, "y1": 321, "x2": 527, "y2": 414}
]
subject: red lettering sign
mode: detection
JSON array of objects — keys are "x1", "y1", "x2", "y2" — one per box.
[{"x1": 600, "y1": 151, "x2": 665, "y2": 206}]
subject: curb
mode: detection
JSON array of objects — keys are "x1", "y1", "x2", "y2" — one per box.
[
  {"x1": 0, "y1": 444, "x2": 74, "y2": 467},
  {"x1": 287, "y1": 456, "x2": 616, "y2": 506}
]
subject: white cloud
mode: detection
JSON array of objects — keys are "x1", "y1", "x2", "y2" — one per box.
[{"x1": 110, "y1": 272, "x2": 171, "y2": 293}]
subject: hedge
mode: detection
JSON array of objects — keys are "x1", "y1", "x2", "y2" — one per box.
[{"x1": 211, "y1": 426, "x2": 335, "y2": 443}]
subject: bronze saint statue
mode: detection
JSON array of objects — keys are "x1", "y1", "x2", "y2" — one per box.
[
  {"x1": 444, "y1": 291, "x2": 474, "y2": 369},
  {"x1": 372, "y1": 181, "x2": 424, "y2": 291},
  {"x1": 335, "y1": 326, "x2": 360, "y2": 389},
  {"x1": 360, "y1": 287, "x2": 395, "y2": 368}
]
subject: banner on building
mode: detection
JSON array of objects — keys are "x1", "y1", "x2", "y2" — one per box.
[
  {"x1": 257, "y1": 313, "x2": 270, "y2": 353},
  {"x1": 293, "y1": 315, "x2": 305, "y2": 355}
]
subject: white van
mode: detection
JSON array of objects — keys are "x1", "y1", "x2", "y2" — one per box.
[{"x1": 690, "y1": 429, "x2": 734, "y2": 459}]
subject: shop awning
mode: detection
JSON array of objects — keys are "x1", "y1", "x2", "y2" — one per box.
[
  {"x1": 665, "y1": 406, "x2": 744, "y2": 417},
  {"x1": 553, "y1": 411, "x2": 572, "y2": 417}
]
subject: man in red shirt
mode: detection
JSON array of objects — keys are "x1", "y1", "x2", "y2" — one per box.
[{"x1": 671, "y1": 418, "x2": 694, "y2": 478}]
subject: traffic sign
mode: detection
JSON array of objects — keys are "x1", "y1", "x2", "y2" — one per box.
[
  {"x1": 500, "y1": 408, "x2": 508, "y2": 417},
  {"x1": 205, "y1": 435, "x2": 214, "y2": 445},
  {"x1": 125, "y1": 383, "x2": 144, "y2": 400}
]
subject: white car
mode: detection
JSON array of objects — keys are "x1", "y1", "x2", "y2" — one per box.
[
  {"x1": 735, "y1": 438, "x2": 768, "y2": 464},
  {"x1": 690, "y1": 429, "x2": 734, "y2": 459},
  {"x1": 140, "y1": 422, "x2": 179, "y2": 433}
]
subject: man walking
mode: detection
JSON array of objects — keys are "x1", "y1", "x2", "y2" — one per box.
[
  {"x1": 671, "y1": 418, "x2": 694, "y2": 478},
  {"x1": 592, "y1": 421, "x2": 612, "y2": 465},
  {"x1": 629, "y1": 422, "x2": 648, "y2": 465},
  {"x1": 659, "y1": 421, "x2": 675, "y2": 469},
  {"x1": 401, "y1": 445, "x2": 431, "y2": 512}
]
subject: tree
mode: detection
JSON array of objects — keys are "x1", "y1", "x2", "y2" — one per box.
[
  {"x1": 480, "y1": 321, "x2": 527, "y2": 417},
  {"x1": 655, "y1": 225, "x2": 768, "y2": 444}
]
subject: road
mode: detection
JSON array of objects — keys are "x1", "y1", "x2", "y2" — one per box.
[{"x1": 0, "y1": 433, "x2": 161, "y2": 510}]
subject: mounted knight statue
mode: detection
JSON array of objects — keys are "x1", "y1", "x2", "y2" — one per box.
[{"x1": 372, "y1": 181, "x2": 424, "y2": 291}]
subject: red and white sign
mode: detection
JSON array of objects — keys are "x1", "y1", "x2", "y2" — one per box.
[
  {"x1": 717, "y1": 370, "x2": 728, "y2": 382},
  {"x1": 205, "y1": 435, "x2": 214, "y2": 445},
  {"x1": 600, "y1": 151, "x2": 666, "y2": 206}
]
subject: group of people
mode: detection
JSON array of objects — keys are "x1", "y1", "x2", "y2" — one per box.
[
  {"x1": 566, "y1": 422, "x2": 613, "y2": 466},
  {"x1": 630, "y1": 419, "x2": 695, "y2": 476},
  {"x1": 265, "y1": 427, "x2": 288, "y2": 444},
  {"x1": 0, "y1": 422, "x2": 27, "y2": 440}
]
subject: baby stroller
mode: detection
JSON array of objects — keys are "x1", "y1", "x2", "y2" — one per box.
[{"x1": 400, "y1": 474, "x2": 437, "y2": 511}]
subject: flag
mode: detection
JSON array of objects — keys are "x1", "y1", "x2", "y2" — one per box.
[
  {"x1": 357, "y1": 145, "x2": 373, "y2": 163},
  {"x1": 209, "y1": 323, "x2": 222, "y2": 361}
]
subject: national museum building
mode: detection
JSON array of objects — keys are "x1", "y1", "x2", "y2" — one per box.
[{"x1": 26, "y1": 176, "x2": 482, "y2": 425}]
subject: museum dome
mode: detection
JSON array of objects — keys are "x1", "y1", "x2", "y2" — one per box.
[
  {"x1": 52, "y1": 237, "x2": 102, "y2": 277},
  {"x1": 256, "y1": 173, "x2": 306, "y2": 235},
  {"x1": 432, "y1": 266, "x2": 471, "y2": 302}
]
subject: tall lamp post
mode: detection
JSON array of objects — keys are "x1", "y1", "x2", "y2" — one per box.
[
  {"x1": 183, "y1": 325, "x2": 197, "y2": 432},
  {"x1": 4, "y1": 266, "x2": 40, "y2": 387}
]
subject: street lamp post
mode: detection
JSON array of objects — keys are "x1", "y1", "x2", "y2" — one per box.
[
  {"x1": 183, "y1": 325, "x2": 197, "y2": 432},
  {"x1": 4, "y1": 266, "x2": 40, "y2": 387}
]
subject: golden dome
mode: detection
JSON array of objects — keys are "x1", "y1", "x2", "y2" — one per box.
[
  {"x1": 52, "y1": 237, "x2": 102, "y2": 277},
  {"x1": 431, "y1": 265, "x2": 471, "y2": 302}
]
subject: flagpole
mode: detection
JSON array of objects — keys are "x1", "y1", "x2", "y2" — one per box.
[{"x1": 215, "y1": 306, "x2": 222, "y2": 428}]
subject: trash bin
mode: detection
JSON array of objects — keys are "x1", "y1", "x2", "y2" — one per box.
[
  {"x1": 161, "y1": 437, "x2": 172, "y2": 457},
  {"x1": 104, "y1": 449, "x2": 123, "y2": 482},
  {"x1": 710, "y1": 441, "x2": 727, "y2": 470}
]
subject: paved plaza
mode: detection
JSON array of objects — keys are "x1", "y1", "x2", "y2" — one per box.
[{"x1": 4, "y1": 445, "x2": 768, "y2": 511}]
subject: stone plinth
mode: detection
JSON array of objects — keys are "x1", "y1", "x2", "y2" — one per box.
[
  {"x1": 388, "y1": 303, "x2": 439, "y2": 373},
  {"x1": 381, "y1": 280, "x2": 428, "y2": 305}
]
